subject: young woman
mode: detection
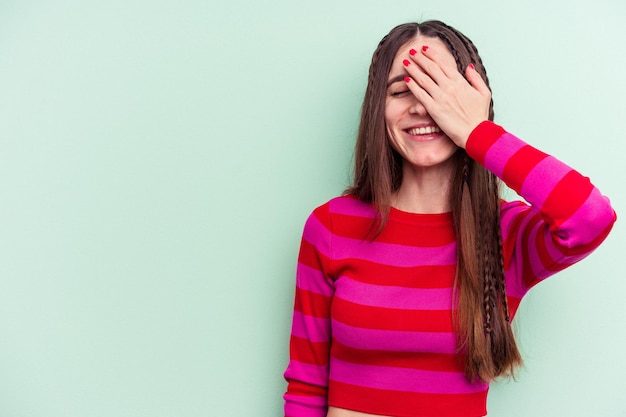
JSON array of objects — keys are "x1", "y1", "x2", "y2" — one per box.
[{"x1": 283, "y1": 20, "x2": 616, "y2": 417}]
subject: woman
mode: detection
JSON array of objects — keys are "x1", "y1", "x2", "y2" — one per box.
[{"x1": 283, "y1": 20, "x2": 616, "y2": 417}]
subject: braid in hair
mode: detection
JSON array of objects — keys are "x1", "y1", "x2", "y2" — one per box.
[
  {"x1": 369, "y1": 34, "x2": 390, "y2": 87},
  {"x1": 479, "y1": 173, "x2": 501, "y2": 334},
  {"x1": 346, "y1": 24, "x2": 420, "y2": 237},
  {"x1": 497, "y1": 226, "x2": 511, "y2": 323},
  {"x1": 453, "y1": 23, "x2": 514, "y2": 341},
  {"x1": 353, "y1": 33, "x2": 389, "y2": 192},
  {"x1": 443, "y1": 23, "x2": 495, "y2": 121}
]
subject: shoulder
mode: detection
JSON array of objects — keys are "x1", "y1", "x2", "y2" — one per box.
[
  {"x1": 310, "y1": 195, "x2": 376, "y2": 220},
  {"x1": 302, "y1": 195, "x2": 376, "y2": 238}
]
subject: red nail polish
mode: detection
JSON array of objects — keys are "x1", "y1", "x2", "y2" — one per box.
[
  {"x1": 404, "y1": 76, "x2": 411, "y2": 83},
  {"x1": 469, "y1": 63, "x2": 475, "y2": 70},
  {"x1": 422, "y1": 45, "x2": 429, "y2": 52},
  {"x1": 409, "y1": 49, "x2": 417, "y2": 56},
  {"x1": 403, "y1": 59, "x2": 410, "y2": 67}
]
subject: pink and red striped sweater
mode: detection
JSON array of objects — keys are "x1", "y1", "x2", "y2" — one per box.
[{"x1": 283, "y1": 121, "x2": 616, "y2": 417}]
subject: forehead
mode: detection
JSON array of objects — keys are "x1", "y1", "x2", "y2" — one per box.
[
  {"x1": 396, "y1": 35, "x2": 450, "y2": 58},
  {"x1": 388, "y1": 35, "x2": 454, "y2": 78}
]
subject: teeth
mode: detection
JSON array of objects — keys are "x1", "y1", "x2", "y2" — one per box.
[{"x1": 408, "y1": 126, "x2": 441, "y2": 135}]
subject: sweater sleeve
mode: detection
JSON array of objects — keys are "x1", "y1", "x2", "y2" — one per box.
[
  {"x1": 466, "y1": 121, "x2": 616, "y2": 295},
  {"x1": 283, "y1": 203, "x2": 335, "y2": 417}
]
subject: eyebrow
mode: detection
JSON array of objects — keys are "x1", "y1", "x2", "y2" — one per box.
[{"x1": 387, "y1": 74, "x2": 407, "y2": 87}]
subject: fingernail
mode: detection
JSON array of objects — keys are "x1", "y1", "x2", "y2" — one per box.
[
  {"x1": 409, "y1": 49, "x2": 417, "y2": 56},
  {"x1": 422, "y1": 45, "x2": 429, "y2": 52},
  {"x1": 469, "y1": 63, "x2": 475, "y2": 70},
  {"x1": 404, "y1": 76, "x2": 411, "y2": 83},
  {"x1": 402, "y1": 59, "x2": 410, "y2": 67}
]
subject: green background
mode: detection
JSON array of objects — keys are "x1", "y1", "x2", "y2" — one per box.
[{"x1": 0, "y1": 0, "x2": 624, "y2": 416}]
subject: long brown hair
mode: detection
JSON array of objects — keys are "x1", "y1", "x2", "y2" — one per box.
[{"x1": 345, "y1": 20, "x2": 522, "y2": 382}]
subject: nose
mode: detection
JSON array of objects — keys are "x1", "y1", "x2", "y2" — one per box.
[{"x1": 409, "y1": 98, "x2": 428, "y2": 117}]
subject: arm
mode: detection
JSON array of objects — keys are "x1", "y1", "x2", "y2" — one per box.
[
  {"x1": 284, "y1": 204, "x2": 335, "y2": 417},
  {"x1": 466, "y1": 121, "x2": 616, "y2": 292},
  {"x1": 403, "y1": 41, "x2": 616, "y2": 298}
]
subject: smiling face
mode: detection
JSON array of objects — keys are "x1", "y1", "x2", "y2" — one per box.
[{"x1": 385, "y1": 35, "x2": 459, "y2": 171}]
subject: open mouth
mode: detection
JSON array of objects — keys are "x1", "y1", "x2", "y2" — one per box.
[{"x1": 406, "y1": 125, "x2": 441, "y2": 135}]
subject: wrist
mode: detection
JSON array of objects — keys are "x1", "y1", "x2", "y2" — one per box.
[{"x1": 465, "y1": 121, "x2": 506, "y2": 164}]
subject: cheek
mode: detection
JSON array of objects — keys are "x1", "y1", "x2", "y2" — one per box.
[{"x1": 384, "y1": 102, "x2": 399, "y2": 129}]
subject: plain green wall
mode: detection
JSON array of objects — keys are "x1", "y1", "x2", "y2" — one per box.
[{"x1": 0, "y1": 0, "x2": 624, "y2": 416}]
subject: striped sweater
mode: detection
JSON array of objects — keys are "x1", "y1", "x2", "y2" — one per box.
[{"x1": 283, "y1": 121, "x2": 616, "y2": 417}]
